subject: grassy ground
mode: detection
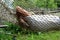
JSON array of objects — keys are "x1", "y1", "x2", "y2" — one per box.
[
  {"x1": 17, "y1": 31, "x2": 60, "y2": 40},
  {"x1": 0, "y1": 30, "x2": 60, "y2": 40}
]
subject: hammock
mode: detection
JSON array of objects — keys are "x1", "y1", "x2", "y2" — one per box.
[{"x1": 16, "y1": 6, "x2": 60, "y2": 32}]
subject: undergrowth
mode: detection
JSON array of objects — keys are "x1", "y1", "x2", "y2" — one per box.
[{"x1": 0, "y1": 22, "x2": 60, "y2": 40}]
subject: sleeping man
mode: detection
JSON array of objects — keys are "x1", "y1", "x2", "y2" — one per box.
[{"x1": 16, "y1": 6, "x2": 60, "y2": 32}]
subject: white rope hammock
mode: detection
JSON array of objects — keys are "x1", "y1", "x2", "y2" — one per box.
[{"x1": 25, "y1": 15, "x2": 60, "y2": 31}]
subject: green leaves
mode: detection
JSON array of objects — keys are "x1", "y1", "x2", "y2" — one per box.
[
  {"x1": 36, "y1": 0, "x2": 46, "y2": 8},
  {"x1": 47, "y1": 0, "x2": 57, "y2": 9},
  {"x1": 14, "y1": 0, "x2": 58, "y2": 9}
]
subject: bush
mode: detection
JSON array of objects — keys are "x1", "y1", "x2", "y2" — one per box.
[{"x1": 13, "y1": 0, "x2": 57, "y2": 9}]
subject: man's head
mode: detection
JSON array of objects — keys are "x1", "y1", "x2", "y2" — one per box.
[{"x1": 16, "y1": 6, "x2": 31, "y2": 17}]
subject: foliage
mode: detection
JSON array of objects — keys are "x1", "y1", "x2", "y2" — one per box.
[
  {"x1": 55, "y1": 0, "x2": 60, "y2": 7},
  {"x1": 0, "y1": 28, "x2": 60, "y2": 40},
  {"x1": 0, "y1": 22, "x2": 60, "y2": 40},
  {"x1": 13, "y1": 0, "x2": 58, "y2": 9},
  {"x1": 17, "y1": 31, "x2": 60, "y2": 40},
  {"x1": 14, "y1": 0, "x2": 36, "y2": 9},
  {"x1": 47, "y1": 0, "x2": 57, "y2": 9},
  {"x1": 2, "y1": 22, "x2": 33, "y2": 34}
]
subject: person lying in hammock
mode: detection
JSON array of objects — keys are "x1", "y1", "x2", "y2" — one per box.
[{"x1": 16, "y1": 6, "x2": 60, "y2": 32}]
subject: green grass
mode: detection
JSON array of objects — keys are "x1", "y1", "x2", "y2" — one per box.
[
  {"x1": 0, "y1": 31, "x2": 60, "y2": 40},
  {"x1": 0, "y1": 22, "x2": 60, "y2": 40},
  {"x1": 16, "y1": 31, "x2": 60, "y2": 40}
]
